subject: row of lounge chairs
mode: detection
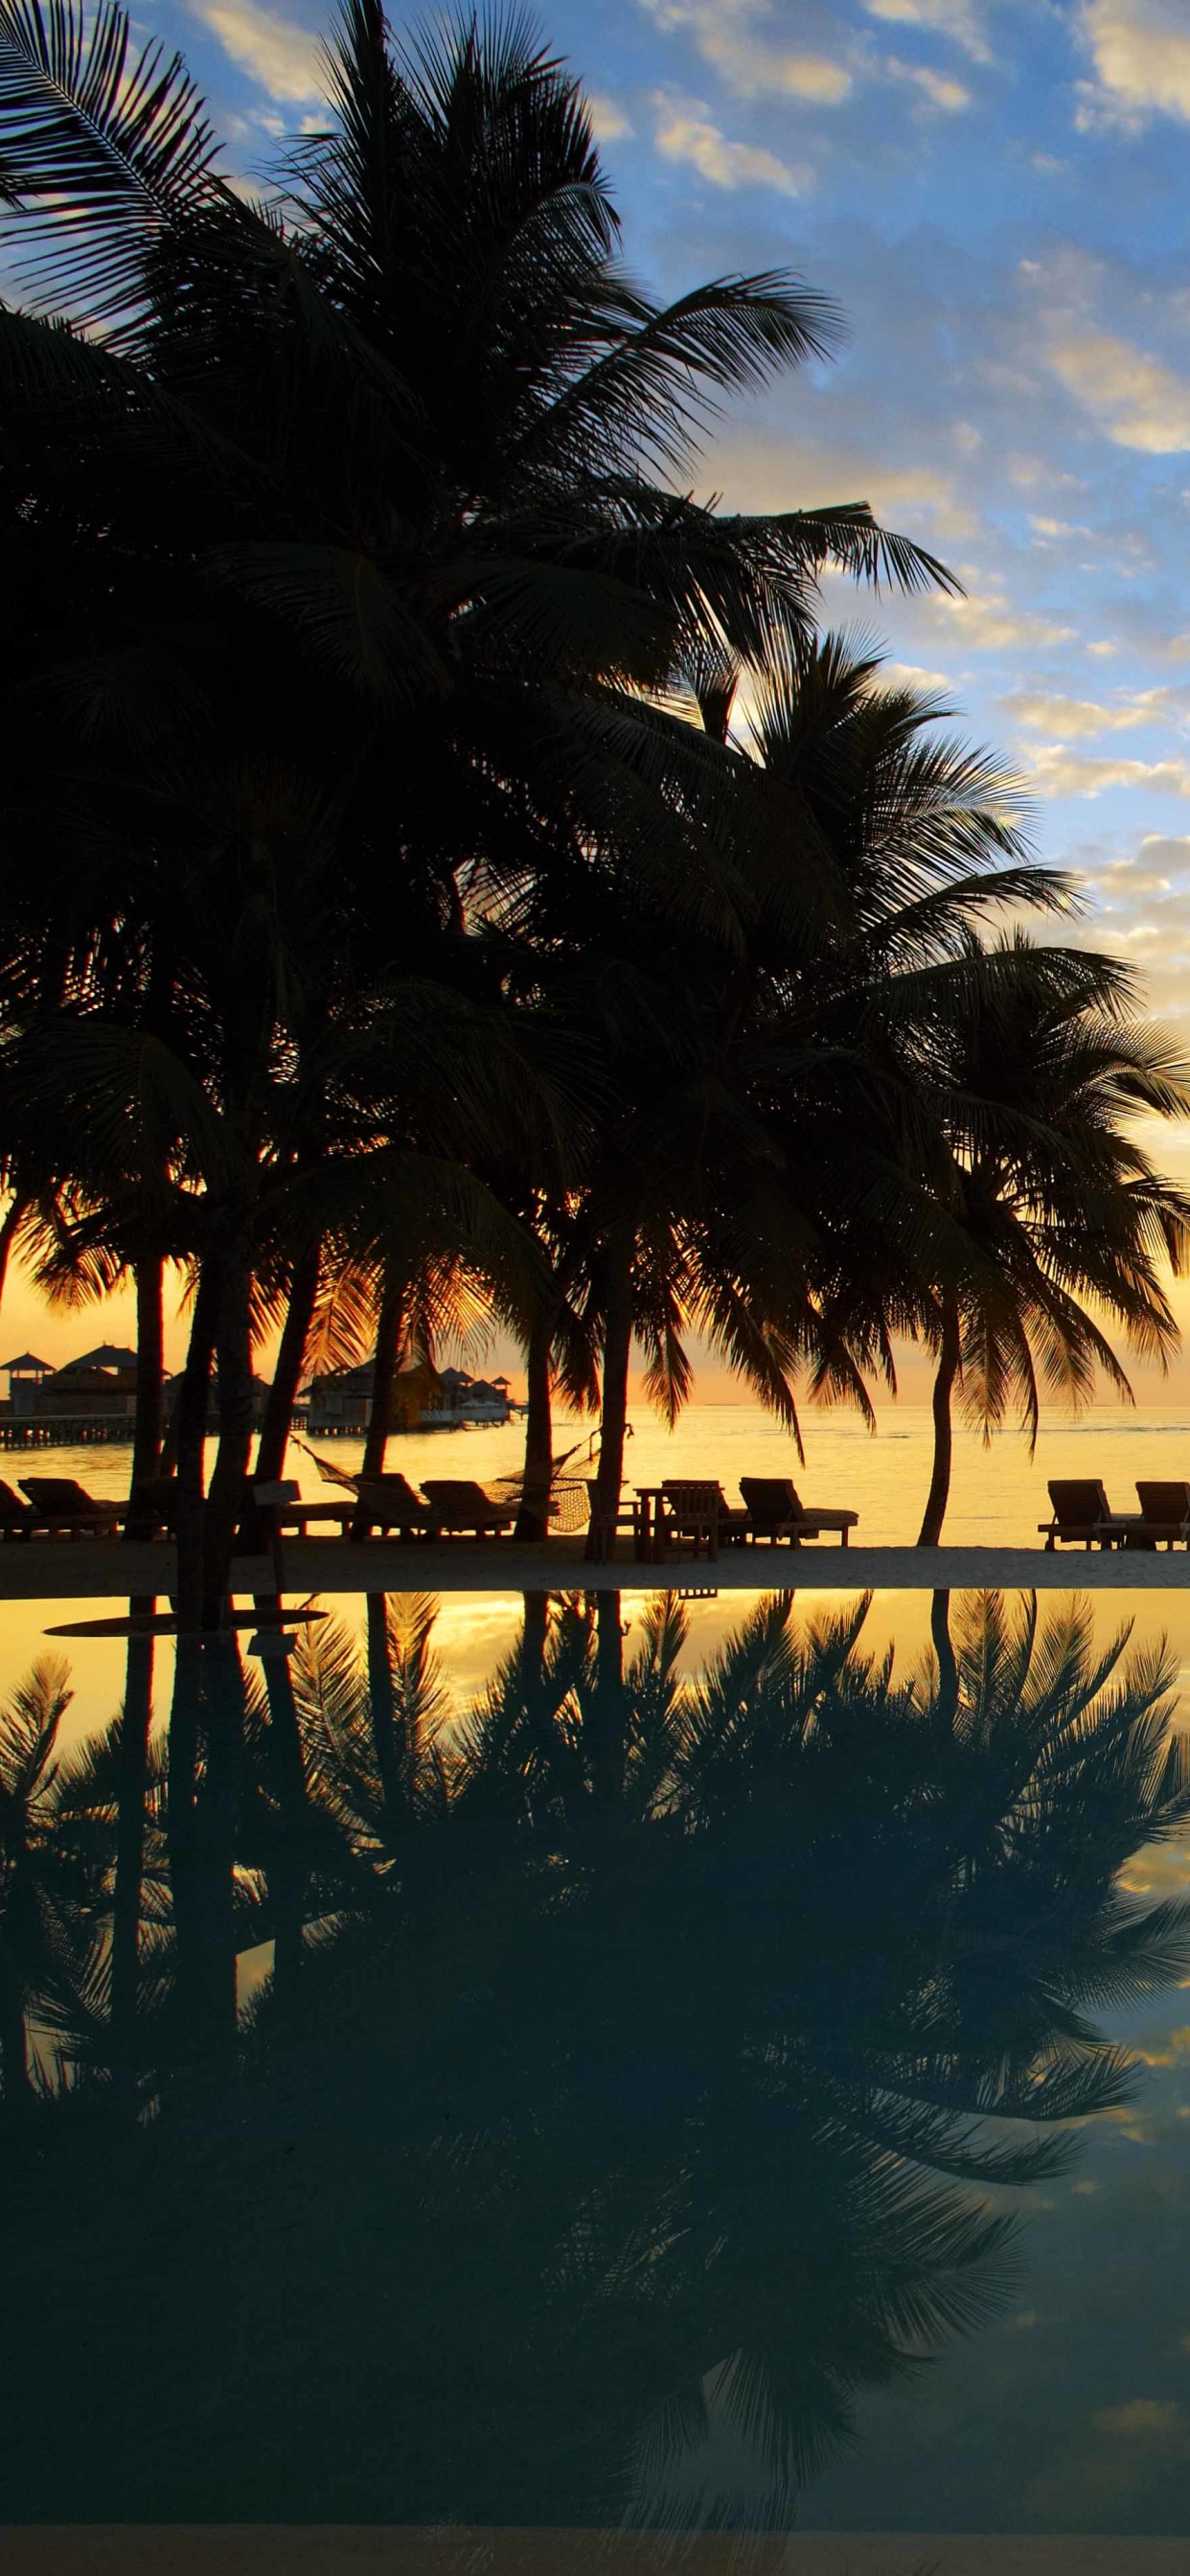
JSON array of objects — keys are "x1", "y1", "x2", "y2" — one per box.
[
  {"x1": 0, "y1": 1471, "x2": 858, "y2": 1557},
  {"x1": 15, "y1": 1468, "x2": 1190, "y2": 1558},
  {"x1": 1041, "y1": 1480, "x2": 1190, "y2": 1551},
  {"x1": 0, "y1": 1473, "x2": 518, "y2": 1543}
]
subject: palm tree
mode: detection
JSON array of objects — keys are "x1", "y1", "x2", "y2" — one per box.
[
  {"x1": 0, "y1": 3, "x2": 956, "y2": 1586},
  {"x1": 910, "y1": 936, "x2": 1190, "y2": 1543},
  {"x1": 541, "y1": 632, "x2": 1056, "y2": 1550}
]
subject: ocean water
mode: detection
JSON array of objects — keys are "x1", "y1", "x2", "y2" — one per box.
[{"x1": 13, "y1": 1392, "x2": 1190, "y2": 1546}]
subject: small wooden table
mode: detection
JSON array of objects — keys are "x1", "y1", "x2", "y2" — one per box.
[
  {"x1": 632, "y1": 1487, "x2": 721, "y2": 1562},
  {"x1": 632, "y1": 1487, "x2": 669, "y2": 1562}
]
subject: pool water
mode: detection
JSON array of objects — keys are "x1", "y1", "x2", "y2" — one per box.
[{"x1": 4, "y1": 1582, "x2": 1190, "y2": 2553}]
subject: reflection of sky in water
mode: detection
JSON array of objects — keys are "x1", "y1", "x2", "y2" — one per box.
[{"x1": 11, "y1": 1582, "x2": 1190, "y2": 2534}]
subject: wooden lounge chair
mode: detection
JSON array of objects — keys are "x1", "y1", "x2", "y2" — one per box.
[
  {"x1": 739, "y1": 1477, "x2": 858, "y2": 1548},
  {"x1": 1133, "y1": 1482, "x2": 1190, "y2": 1549},
  {"x1": 659, "y1": 1481, "x2": 750, "y2": 1560},
  {"x1": 18, "y1": 1476, "x2": 124, "y2": 1538},
  {"x1": 343, "y1": 1474, "x2": 435, "y2": 1540},
  {"x1": 124, "y1": 1475, "x2": 183, "y2": 1539},
  {"x1": 0, "y1": 1480, "x2": 37, "y2": 1541},
  {"x1": 420, "y1": 1478, "x2": 515, "y2": 1537},
  {"x1": 1038, "y1": 1479, "x2": 1126, "y2": 1551}
]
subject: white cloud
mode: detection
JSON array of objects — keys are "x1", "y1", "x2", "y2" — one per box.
[
  {"x1": 705, "y1": 438, "x2": 980, "y2": 542},
  {"x1": 652, "y1": 92, "x2": 810, "y2": 192},
  {"x1": 1047, "y1": 330, "x2": 1190, "y2": 453},
  {"x1": 885, "y1": 55, "x2": 972, "y2": 108},
  {"x1": 187, "y1": 0, "x2": 321, "y2": 101},
  {"x1": 1025, "y1": 745, "x2": 1190, "y2": 798},
  {"x1": 1028, "y1": 515, "x2": 1092, "y2": 540},
  {"x1": 1135, "y1": 833, "x2": 1190, "y2": 871},
  {"x1": 1001, "y1": 688, "x2": 1169, "y2": 739},
  {"x1": 861, "y1": 0, "x2": 991, "y2": 64},
  {"x1": 1007, "y1": 453, "x2": 1086, "y2": 492},
  {"x1": 1078, "y1": 0, "x2": 1190, "y2": 129},
  {"x1": 930, "y1": 586, "x2": 1076, "y2": 652},
  {"x1": 883, "y1": 659, "x2": 954, "y2": 693},
  {"x1": 589, "y1": 93, "x2": 635, "y2": 141},
  {"x1": 639, "y1": 0, "x2": 853, "y2": 103}
]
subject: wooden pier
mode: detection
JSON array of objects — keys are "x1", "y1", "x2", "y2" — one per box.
[{"x1": 0, "y1": 1416, "x2": 138, "y2": 1447}]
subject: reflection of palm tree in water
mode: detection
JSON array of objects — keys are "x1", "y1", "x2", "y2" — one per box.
[{"x1": 0, "y1": 1587, "x2": 1188, "y2": 2530}]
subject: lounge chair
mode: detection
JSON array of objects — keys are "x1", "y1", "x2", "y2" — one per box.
[
  {"x1": 124, "y1": 1475, "x2": 183, "y2": 1539},
  {"x1": 1038, "y1": 1480, "x2": 1127, "y2": 1551},
  {"x1": 0, "y1": 1480, "x2": 37, "y2": 1541},
  {"x1": 1133, "y1": 1482, "x2": 1190, "y2": 1550},
  {"x1": 420, "y1": 1478, "x2": 515, "y2": 1537},
  {"x1": 659, "y1": 1481, "x2": 750, "y2": 1560},
  {"x1": 739, "y1": 1477, "x2": 858, "y2": 1548},
  {"x1": 342, "y1": 1474, "x2": 435, "y2": 1540},
  {"x1": 18, "y1": 1477, "x2": 124, "y2": 1538}
]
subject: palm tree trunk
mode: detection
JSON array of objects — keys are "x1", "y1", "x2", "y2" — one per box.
[
  {"x1": 917, "y1": 1299, "x2": 962, "y2": 1547},
  {"x1": 256, "y1": 1243, "x2": 320, "y2": 1486},
  {"x1": 111, "y1": 1612, "x2": 154, "y2": 2082},
  {"x1": 203, "y1": 1246, "x2": 256, "y2": 1625},
  {"x1": 584, "y1": 1251, "x2": 632, "y2": 1564},
  {"x1": 174, "y1": 1263, "x2": 219, "y2": 1633},
  {"x1": 515, "y1": 1313, "x2": 553, "y2": 1542},
  {"x1": 125, "y1": 1257, "x2": 164, "y2": 1541},
  {"x1": 361, "y1": 1259, "x2": 404, "y2": 1481}
]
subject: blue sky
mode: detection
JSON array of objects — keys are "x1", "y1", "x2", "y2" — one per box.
[{"x1": 156, "y1": 0, "x2": 1190, "y2": 1067}]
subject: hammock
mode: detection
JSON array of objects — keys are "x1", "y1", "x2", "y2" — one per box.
[
  {"x1": 289, "y1": 1434, "x2": 365, "y2": 1493},
  {"x1": 292, "y1": 1430, "x2": 600, "y2": 1530}
]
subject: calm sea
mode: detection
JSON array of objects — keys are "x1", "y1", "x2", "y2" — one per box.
[{"x1": 14, "y1": 1393, "x2": 1190, "y2": 1547}]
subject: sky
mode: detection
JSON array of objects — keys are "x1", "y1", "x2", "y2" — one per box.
[{"x1": 19, "y1": 0, "x2": 1190, "y2": 1392}]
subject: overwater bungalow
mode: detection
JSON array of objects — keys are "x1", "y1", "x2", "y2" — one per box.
[
  {"x1": 0, "y1": 1346, "x2": 272, "y2": 1443},
  {"x1": 302, "y1": 1358, "x2": 516, "y2": 1436}
]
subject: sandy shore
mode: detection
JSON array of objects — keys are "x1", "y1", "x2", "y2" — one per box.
[{"x1": 1, "y1": 1534, "x2": 1190, "y2": 1598}]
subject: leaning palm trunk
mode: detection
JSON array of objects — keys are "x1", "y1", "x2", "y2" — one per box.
[
  {"x1": 585, "y1": 1250, "x2": 633, "y2": 1563},
  {"x1": 125, "y1": 1255, "x2": 165, "y2": 1541},
  {"x1": 515, "y1": 1312, "x2": 554, "y2": 1543},
  {"x1": 173, "y1": 1265, "x2": 219, "y2": 1633},
  {"x1": 255, "y1": 1244, "x2": 320, "y2": 1488},
  {"x1": 918, "y1": 1298, "x2": 962, "y2": 1547},
  {"x1": 202, "y1": 1246, "x2": 256, "y2": 1625},
  {"x1": 361, "y1": 1259, "x2": 405, "y2": 1483}
]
